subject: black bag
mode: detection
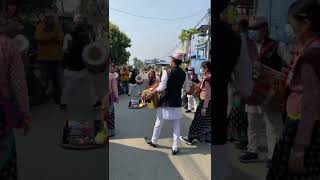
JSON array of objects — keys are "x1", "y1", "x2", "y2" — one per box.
[{"x1": 26, "y1": 71, "x2": 46, "y2": 106}]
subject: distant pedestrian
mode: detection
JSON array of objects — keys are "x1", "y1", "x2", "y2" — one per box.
[
  {"x1": 35, "y1": 9, "x2": 64, "y2": 104},
  {"x1": 60, "y1": 14, "x2": 91, "y2": 110},
  {"x1": 128, "y1": 67, "x2": 138, "y2": 96},
  {"x1": 186, "y1": 67, "x2": 200, "y2": 113},
  {"x1": 181, "y1": 62, "x2": 211, "y2": 144},
  {"x1": 108, "y1": 61, "x2": 119, "y2": 137},
  {"x1": 120, "y1": 65, "x2": 130, "y2": 95}
]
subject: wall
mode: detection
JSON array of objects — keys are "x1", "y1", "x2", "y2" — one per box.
[{"x1": 256, "y1": 0, "x2": 295, "y2": 42}]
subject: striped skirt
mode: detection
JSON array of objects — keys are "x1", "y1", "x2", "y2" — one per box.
[
  {"x1": 267, "y1": 118, "x2": 320, "y2": 180},
  {"x1": 108, "y1": 102, "x2": 115, "y2": 131},
  {"x1": 187, "y1": 100, "x2": 212, "y2": 142}
]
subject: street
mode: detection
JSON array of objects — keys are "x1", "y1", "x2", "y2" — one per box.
[
  {"x1": 15, "y1": 71, "x2": 108, "y2": 180},
  {"x1": 109, "y1": 89, "x2": 211, "y2": 180},
  {"x1": 14, "y1": 73, "x2": 267, "y2": 180}
]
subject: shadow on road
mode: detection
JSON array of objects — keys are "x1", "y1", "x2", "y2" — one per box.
[{"x1": 109, "y1": 142, "x2": 183, "y2": 180}]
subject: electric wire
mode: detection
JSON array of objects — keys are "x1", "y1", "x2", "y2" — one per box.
[
  {"x1": 110, "y1": 7, "x2": 205, "y2": 21},
  {"x1": 160, "y1": 12, "x2": 209, "y2": 59}
]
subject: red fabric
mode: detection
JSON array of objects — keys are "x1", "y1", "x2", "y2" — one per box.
[{"x1": 280, "y1": 38, "x2": 320, "y2": 90}]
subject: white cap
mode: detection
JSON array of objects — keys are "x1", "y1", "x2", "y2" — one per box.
[
  {"x1": 73, "y1": 14, "x2": 82, "y2": 23},
  {"x1": 170, "y1": 49, "x2": 185, "y2": 61}
]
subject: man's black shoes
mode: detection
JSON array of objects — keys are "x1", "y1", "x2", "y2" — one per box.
[
  {"x1": 172, "y1": 149, "x2": 179, "y2": 155},
  {"x1": 144, "y1": 137, "x2": 157, "y2": 148}
]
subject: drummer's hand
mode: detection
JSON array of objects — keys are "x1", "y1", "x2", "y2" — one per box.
[{"x1": 145, "y1": 93, "x2": 153, "y2": 100}]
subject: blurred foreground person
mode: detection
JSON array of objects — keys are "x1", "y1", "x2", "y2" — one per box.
[
  {"x1": 267, "y1": 1, "x2": 320, "y2": 179},
  {"x1": 212, "y1": 0, "x2": 252, "y2": 179},
  {"x1": 0, "y1": 15, "x2": 31, "y2": 179}
]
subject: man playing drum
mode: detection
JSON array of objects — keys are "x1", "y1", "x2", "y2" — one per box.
[
  {"x1": 144, "y1": 49, "x2": 190, "y2": 155},
  {"x1": 240, "y1": 17, "x2": 286, "y2": 166}
]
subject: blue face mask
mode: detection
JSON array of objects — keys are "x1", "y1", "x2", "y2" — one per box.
[
  {"x1": 248, "y1": 30, "x2": 260, "y2": 42},
  {"x1": 285, "y1": 24, "x2": 296, "y2": 43}
]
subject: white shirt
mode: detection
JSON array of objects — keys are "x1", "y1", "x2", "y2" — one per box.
[
  {"x1": 63, "y1": 33, "x2": 72, "y2": 52},
  {"x1": 233, "y1": 35, "x2": 253, "y2": 98},
  {"x1": 277, "y1": 41, "x2": 293, "y2": 65},
  {"x1": 156, "y1": 69, "x2": 190, "y2": 120},
  {"x1": 245, "y1": 39, "x2": 289, "y2": 114}
]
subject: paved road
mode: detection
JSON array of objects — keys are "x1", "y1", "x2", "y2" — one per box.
[
  {"x1": 14, "y1": 71, "x2": 267, "y2": 180},
  {"x1": 15, "y1": 71, "x2": 108, "y2": 180},
  {"x1": 109, "y1": 86, "x2": 211, "y2": 180}
]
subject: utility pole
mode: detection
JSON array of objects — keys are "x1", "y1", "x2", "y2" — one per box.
[{"x1": 207, "y1": 7, "x2": 211, "y2": 62}]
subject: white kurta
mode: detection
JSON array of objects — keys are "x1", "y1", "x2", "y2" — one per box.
[{"x1": 155, "y1": 70, "x2": 190, "y2": 120}]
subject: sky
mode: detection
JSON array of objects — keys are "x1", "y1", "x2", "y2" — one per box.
[{"x1": 109, "y1": 0, "x2": 210, "y2": 64}]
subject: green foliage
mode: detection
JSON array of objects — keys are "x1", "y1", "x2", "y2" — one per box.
[
  {"x1": 179, "y1": 28, "x2": 198, "y2": 43},
  {"x1": 108, "y1": 22, "x2": 131, "y2": 65},
  {"x1": 133, "y1": 57, "x2": 144, "y2": 69}
]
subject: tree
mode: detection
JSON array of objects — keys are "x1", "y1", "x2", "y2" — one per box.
[
  {"x1": 108, "y1": 22, "x2": 131, "y2": 65},
  {"x1": 133, "y1": 57, "x2": 144, "y2": 69},
  {"x1": 179, "y1": 28, "x2": 198, "y2": 49}
]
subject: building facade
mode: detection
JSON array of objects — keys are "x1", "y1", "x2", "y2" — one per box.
[
  {"x1": 255, "y1": 0, "x2": 295, "y2": 43},
  {"x1": 189, "y1": 25, "x2": 209, "y2": 75}
]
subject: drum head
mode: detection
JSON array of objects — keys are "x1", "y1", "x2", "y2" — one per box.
[
  {"x1": 82, "y1": 42, "x2": 107, "y2": 66},
  {"x1": 135, "y1": 75, "x2": 143, "y2": 83}
]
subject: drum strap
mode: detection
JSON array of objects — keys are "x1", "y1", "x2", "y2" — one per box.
[
  {"x1": 280, "y1": 38, "x2": 320, "y2": 89},
  {"x1": 256, "y1": 41, "x2": 277, "y2": 61}
]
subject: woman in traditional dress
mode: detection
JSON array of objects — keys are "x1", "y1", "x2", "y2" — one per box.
[
  {"x1": 267, "y1": 1, "x2": 320, "y2": 179},
  {"x1": 108, "y1": 62, "x2": 119, "y2": 137},
  {"x1": 0, "y1": 16, "x2": 31, "y2": 179},
  {"x1": 147, "y1": 70, "x2": 156, "y2": 88},
  {"x1": 181, "y1": 61, "x2": 212, "y2": 144}
]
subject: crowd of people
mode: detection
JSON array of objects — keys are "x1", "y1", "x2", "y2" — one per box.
[
  {"x1": 0, "y1": 5, "x2": 109, "y2": 178},
  {"x1": 214, "y1": 0, "x2": 320, "y2": 179},
  {"x1": 138, "y1": 49, "x2": 212, "y2": 155}
]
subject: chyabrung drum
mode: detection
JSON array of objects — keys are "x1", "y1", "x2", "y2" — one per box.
[
  {"x1": 140, "y1": 83, "x2": 160, "y2": 109},
  {"x1": 135, "y1": 75, "x2": 143, "y2": 85},
  {"x1": 246, "y1": 63, "x2": 285, "y2": 112},
  {"x1": 188, "y1": 82, "x2": 200, "y2": 96},
  {"x1": 82, "y1": 42, "x2": 108, "y2": 74}
]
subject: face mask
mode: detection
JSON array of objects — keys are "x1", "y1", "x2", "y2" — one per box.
[
  {"x1": 240, "y1": 32, "x2": 245, "y2": 37},
  {"x1": 248, "y1": 30, "x2": 260, "y2": 42},
  {"x1": 285, "y1": 24, "x2": 296, "y2": 43}
]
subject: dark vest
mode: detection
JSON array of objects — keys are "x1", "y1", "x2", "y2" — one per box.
[
  {"x1": 257, "y1": 38, "x2": 283, "y2": 72},
  {"x1": 67, "y1": 25, "x2": 90, "y2": 71},
  {"x1": 159, "y1": 67, "x2": 186, "y2": 107}
]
